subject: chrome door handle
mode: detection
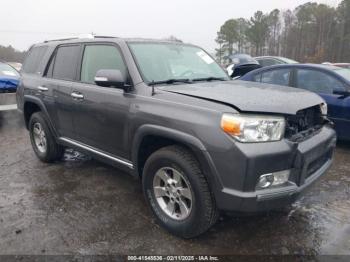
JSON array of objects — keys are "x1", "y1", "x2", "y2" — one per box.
[
  {"x1": 71, "y1": 92, "x2": 84, "y2": 99},
  {"x1": 37, "y1": 86, "x2": 48, "y2": 91}
]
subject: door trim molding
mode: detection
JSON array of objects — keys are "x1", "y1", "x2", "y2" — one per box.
[{"x1": 59, "y1": 137, "x2": 134, "y2": 169}]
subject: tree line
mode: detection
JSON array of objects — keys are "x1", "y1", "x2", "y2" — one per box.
[
  {"x1": 0, "y1": 45, "x2": 26, "y2": 63},
  {"x1": 216, "y1": 0, "x2": 350, "y2": 65}
]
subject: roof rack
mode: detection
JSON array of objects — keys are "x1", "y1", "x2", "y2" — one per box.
[
  {"x1": 43, "y1": 34, "x2": 119, "y2": 43},
  {"x1": 44, "y1": 37, "x2": 79, "y2": 43},
  {"x1": 93, "y1": 35, "x2": 118, "y2": 39}
]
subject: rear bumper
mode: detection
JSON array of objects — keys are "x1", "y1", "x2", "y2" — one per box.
[{"x1": 213, "y1": 125, "x2": 336, "y2": 212}]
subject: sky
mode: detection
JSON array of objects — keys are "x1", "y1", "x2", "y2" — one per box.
[{"x1": 0, "y1": 0, "x2": 342, "y2": 53}]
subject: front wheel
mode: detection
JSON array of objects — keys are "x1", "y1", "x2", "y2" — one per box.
[{"x1": 142, "y1": 145, "x2": 218, "y2": 238}]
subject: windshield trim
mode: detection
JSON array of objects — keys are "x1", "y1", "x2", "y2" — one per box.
[{"x1": 127, "y1": 41, "x2": 229, "y2": 85}]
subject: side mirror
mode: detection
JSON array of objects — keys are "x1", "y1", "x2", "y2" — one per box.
[
  {"x1": 94, "y1": 69, "x2": 127, "y2": 90},
  {"x1": 333, "y1": 90, "x2": 350, "y2": 99}
]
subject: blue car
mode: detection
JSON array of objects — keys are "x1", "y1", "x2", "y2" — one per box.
[
  {"x1": 0, "y1": 61, "x2": 20, "y2": 93},
  {"x1": 240, "y1": 64, "x2": 350, "y2": 140}
]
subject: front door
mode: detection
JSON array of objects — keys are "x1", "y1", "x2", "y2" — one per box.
[{"x1": 70, "y1": 44, "x2": 131, "y2": 159}]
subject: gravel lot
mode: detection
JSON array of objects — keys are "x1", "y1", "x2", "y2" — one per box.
[{"x1": 0, "y1": 106, "x2": 349, "y2": 256}]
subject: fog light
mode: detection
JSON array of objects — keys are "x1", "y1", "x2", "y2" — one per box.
[{"x1": 256, "y1": 170, "x2": 291, "y2": 190}]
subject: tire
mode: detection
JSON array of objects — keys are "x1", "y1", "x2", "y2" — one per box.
[
  {"x1": 142, "y1": 145, "x2": 219, "y2": 238},
  {"x1": 29, "y1": 112, "x2": 64, "y2": 163}
]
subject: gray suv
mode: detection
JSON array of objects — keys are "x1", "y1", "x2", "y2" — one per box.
[{"x1": 17, "y1": 36, "x2": 336, "y2": 238}]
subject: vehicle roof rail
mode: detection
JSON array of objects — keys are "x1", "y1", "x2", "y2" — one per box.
[
  {"x1": 94, "y1": 35, "x2": 118, "y2": 39},
  {"x1": 43, "y1": 37, "x2": 79, "y2": 43},
  {"x1": 43, "y1": 34, "x2": 118, "y2": 43}
]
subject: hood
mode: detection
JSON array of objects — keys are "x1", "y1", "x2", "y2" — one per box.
[{"x1": 159, "y1": 80, "x2": 324, "y2": 115}]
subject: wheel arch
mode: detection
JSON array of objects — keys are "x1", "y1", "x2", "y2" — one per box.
[
  {"x1": 131, "y1": 125, "x2": 223, "y2": 195},
  {"x1": 23, "y1": 95, "x2": 58, "y2": 138}
]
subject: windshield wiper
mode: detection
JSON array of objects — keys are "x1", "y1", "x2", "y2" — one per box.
[
  {"x1": 149, "y1": 78, "x2": 192, "y2": 86},
  {"x1": 192, "y1": 77, "x2": 226, "y2": 82}
]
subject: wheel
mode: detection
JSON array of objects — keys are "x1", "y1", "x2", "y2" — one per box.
[
  {"x1": 142, "y1": 145, "x2": 218, "y2": 238},
  {"x1": 29, "y1": 112, "x2": 64, "y2": 163}
]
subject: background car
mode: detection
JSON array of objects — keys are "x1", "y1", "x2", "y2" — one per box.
[
  {"x1": 331, "y1": 63, "x2": 350, "y2": 69},
  {"x1": 240, "y1": 64, "x2": 350, "y2": 140},
  {"x1": 7, "y1": 62, "x2": 22, "y2": 71},
  {"x1": 226, "y1": 54, "x2": 261, "y2": 78},
  {"x1": 0, "y1": 61, "x2": 20, "y2": 93},
  {"x1": 255, "y1": 56, "x2": 299, "y2": 67}
]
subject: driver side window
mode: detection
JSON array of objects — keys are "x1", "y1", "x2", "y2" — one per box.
[
  {"x1": 80, "y1": 45, "x2": 127, "y2": 84},
  {"x1": 296, "y1": 69, "x2": 345, "y2": 94}
]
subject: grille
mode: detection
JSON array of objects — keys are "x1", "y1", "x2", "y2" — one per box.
[{"x1": 285, "y1": 105, "x2": 324, "y2": 142}]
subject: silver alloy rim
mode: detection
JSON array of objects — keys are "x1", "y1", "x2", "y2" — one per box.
[
  {"x1": 153, "y1": 167, "x2": 193, "y2": 220},
  {"x1": 33, "y1": 122, "x2": 47, "y2": 153}
]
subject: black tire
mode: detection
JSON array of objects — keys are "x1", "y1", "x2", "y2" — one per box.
[
  {"x1": 142, "y1": 145, "x2": 219, "y2": 238},
  {"x1": 29, "y1": 112, "x2": 64, "y2": 163}
]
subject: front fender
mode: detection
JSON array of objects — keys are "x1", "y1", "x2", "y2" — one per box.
[{"x1": 131, "y1": 124, "x2": 223, "y2": 196}]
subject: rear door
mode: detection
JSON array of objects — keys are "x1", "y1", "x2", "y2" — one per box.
[
  {"x1": 69, "y1": 43, "x2": 131, "y2": 159},
  {"x1": 294, "y1": 68, "x2": 349, "y2": 139},
  {"x1": 44, "y1": 44, "x2": 81, "y2": 139}
]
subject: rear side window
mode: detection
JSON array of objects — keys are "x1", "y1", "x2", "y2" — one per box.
[
  {"x1": 80, "y1": 45, "x2": 126, "y2": 84},
  {"x1": 22, "y1": 46, "x2": 48, "y2": 74},
  {"x1": 52, "y1": 45, "x2": 80, "y2": 81},
  {"x1": 260, "y1": 69, "x2": 291, "y2": 86}
]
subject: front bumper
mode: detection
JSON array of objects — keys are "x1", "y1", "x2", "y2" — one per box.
[{"x1": 213, "y1": 125, "x2": 336, "y2": 212}]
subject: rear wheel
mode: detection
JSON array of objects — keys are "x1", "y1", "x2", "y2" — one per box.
[
  {"x1": 29, "y1": 112, "x2": 64, "y2": 162},
  {"x1": 142, "y1": 145, "x2": 218, "y2": 238}
]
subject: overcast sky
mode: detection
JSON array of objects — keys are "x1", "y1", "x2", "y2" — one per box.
[{"x1": 0, "y1": 0, "x2": 341, "y2": 52}]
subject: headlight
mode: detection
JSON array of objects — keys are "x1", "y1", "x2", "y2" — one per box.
[
  {"x1": 320, "y1": 103, "x2": 328, "y2": 115},
  {"x1": 221, "y1": 113, "x2": 286, "y2": 142}
]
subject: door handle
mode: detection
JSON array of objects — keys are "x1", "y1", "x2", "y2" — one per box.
[
  {"x1": 71, "y1": 92, "x2": 84, "y2": 100},
  {"x1": 37, "y1": 86, "x2": 48, "y2": 91}
]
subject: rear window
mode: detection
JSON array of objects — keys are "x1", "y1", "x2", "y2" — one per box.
[
  {"x1": 52, "y1": 45, "x2": 80, "y2": 81},
  {"x1": 22, "y1": 46, "x2": 48, "y2": 74}
]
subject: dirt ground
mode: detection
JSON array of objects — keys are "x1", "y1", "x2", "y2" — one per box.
[{"x1": 0, "y1": 108, "x2": 349, "y2": 256}]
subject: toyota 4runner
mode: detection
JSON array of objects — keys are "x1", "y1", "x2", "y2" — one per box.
[{"x1": 17, "y1": 36, "x2": 336, "y2": 238}]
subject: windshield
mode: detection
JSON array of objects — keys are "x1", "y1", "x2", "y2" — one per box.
[
  {"x1": 128, "y1": 42, "x2": 229, "y2": 84},
  {"x1": 334, "y1": 68, "x2": 350, "y2": 83},
  {"x1": 0, "y1": 62, "x2": 19, "y2": 77}
]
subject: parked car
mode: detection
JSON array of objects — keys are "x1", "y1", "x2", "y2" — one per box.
[
  {"x1": 7, "y1": 62, "x2": 22, "y2": 72},
  {"x1": 226, "y1": 54, "x2": 261, "y2": 78},
  {"x1": 255, "y1": 56, "x2": 299, "y2": 67},
  {"x1": 0, "y1": 61, "x2": 20, "y2": 93},
  {"x1": 329, "y1": 63, "x2": 350, "y2": 69},
  {"x1": 241, "y1": 64, "x2": 350, "y2": 140},
  {"x1": 17, "y1": 37, "x2": 336, "y2": 238}
]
